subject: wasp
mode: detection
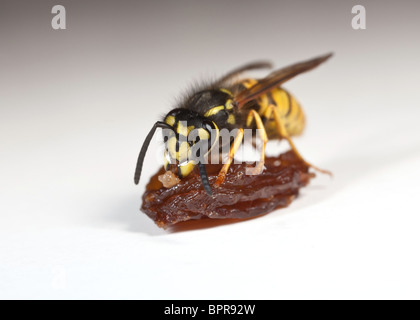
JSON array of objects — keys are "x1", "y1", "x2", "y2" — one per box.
[{"x1": 134, "y1": 53, "x2": 333, "y2": 195}]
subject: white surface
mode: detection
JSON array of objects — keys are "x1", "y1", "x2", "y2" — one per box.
[{"x1": 1, "y1": 1, "x2": 420, "y2": 299}]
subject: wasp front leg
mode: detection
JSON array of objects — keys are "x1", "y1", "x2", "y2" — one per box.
[
  {"x1": 266, "y1": 104, "x2": 332, "y2": 176},
  {"x1": 246, "y1": 110, "x2": 268, "y2": 175},
  {"x1": 215, "y1": 128, "x2": 244, "y2": 187}
]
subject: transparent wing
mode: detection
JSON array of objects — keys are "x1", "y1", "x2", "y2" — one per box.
[
  {"x1": 234, "y1": 53, "x2": 333, "y2": 108},
  {"x1": 215, "y1": 61, "x2": 273, "y2": 86}
]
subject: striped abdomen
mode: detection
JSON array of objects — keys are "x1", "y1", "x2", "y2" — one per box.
[{"x1": 238, "y1": 79, "x2": 306, "y2": 139}]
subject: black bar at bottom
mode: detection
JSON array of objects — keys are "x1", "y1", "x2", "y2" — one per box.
[{"x1": 138, "y1": 301, "x2": 280, "y2": 318}]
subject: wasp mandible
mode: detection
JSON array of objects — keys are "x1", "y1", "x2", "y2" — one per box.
[{"x1": 134, "y1": 53, "x2": 333, "y2": 195}]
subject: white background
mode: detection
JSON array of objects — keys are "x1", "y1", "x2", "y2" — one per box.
[{"x1": 1, "y1": 1, "x2": 420, "y2": 299}]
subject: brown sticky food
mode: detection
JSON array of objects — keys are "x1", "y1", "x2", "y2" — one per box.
[{"x1": 141, "y1": 150, "x2": 315, "y2": 229}]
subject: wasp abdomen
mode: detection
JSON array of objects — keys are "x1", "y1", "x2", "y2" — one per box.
[{"x1": 236, "y1": 79, "x2": 306, "y2": 138}]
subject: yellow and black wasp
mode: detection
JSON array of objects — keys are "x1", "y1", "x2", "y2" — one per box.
[{"x1": 134, "y1": 53, "x2": 333, "y2": 195}]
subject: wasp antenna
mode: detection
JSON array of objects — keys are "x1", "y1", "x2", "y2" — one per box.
[
  {"x1": 134, "y1": 121, "x2": 172, "y2": 185},
  {"x1": 198, "y1": 162, "x2": 213, "y2": 196}
]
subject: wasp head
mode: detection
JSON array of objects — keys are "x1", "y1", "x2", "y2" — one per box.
[
  {"x1": 163, "y1": 109, "x2": 218, "y2": 180},
  {"x1": 134, "y1": 108, "x2": 218, "y2": 196}
]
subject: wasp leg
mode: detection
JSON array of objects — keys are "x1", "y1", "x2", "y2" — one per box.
[
  {"x1": 246, "y1": 110, "x2": 268, "y2": 175},
  {"x1": 266, "y1": 104, "x2": 332, "y2": 176},
  {"x1": 215, "y1": 128, "x2": 244, "y2": 187}
]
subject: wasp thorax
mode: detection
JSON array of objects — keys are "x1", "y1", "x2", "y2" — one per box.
[{"x1": 188, "y1": 89, "x2": 236, "y2": 128}]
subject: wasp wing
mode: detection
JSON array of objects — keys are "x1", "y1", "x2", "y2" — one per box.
[
  {"x1": 215, "y1": 61, "x2": 273, "y2": 86},
  {"x1": 234, "y1": 53, "x2": 333, "y2": 108}
]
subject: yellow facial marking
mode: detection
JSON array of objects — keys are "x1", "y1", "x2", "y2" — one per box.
[
  {"x1": 173, "y1": 142, "x2": 188, "y2": 163},
  {"x1": 225, "y1": 99, "x2": 234, "y2": 110},
  {"x1": 178, "y1": 161, "x2": 196, "y2": 177},
  {"x1": 165, "y1": 116, "x2": 175, "y2": 126},
  {"x1": 164, "y1": 151, "x2": 169, "y2": 169},
  {"x1": 176, "y1": 121, "x2": 195, "y2": 136},
  {"x1": 227, "y1": 114, "x2": 236, "y2": 125},
  {"x1": 220, "y1": 88, "x2": 233, "y2": 96},
  {"x1": 204, "y1": 105, "x2": 225, "y2": 117},
  {"x1": 167, "y1": 137, "x2": 177, "y2": 159},
  {"x1": 176, "y1": 121, "x2": 188, "y2": 136}
]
